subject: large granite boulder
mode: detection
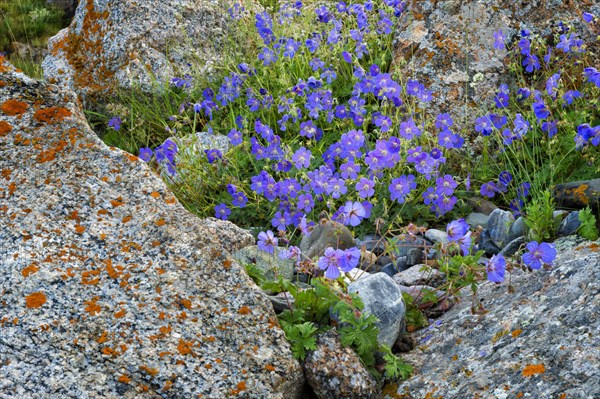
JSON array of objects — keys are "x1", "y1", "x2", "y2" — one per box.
[
  {"x1": 394, "y1": 1, "x2": 600, "y2": 127},
  {"x1": 388, "y1": 236, "x2": 600, "y2": 398},
  {"x1": 0, "y1": 59, "x2": 303, "y2": 398},
  {"x1": 42, "y1": 0, "x2": 258, "y2": 102}
]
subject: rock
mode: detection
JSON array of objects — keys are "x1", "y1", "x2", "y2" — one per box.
[
  {"x1": 358, "y1": 249, "x2": 379, "y2": 272},
  {"x1": 393, "y1": 1, "x2": 599, "y2": 130},
  {"x1": 487, "y1": 209, "x2": 515, "y2": 248},
  {"x1": 232, "y1": 245, "x2": 295, "y2": 282},
  {"x1": 393, "y1": 334, "x2": 416, "y2": 353},
  {"x1": 0, "y1": 61, "x2": 303, "y2": 398},
  {"x1": 300, "y1": 220, "x2": 355, "y2": 260},
  {"x1": 395, "y1": 256, "x2": 410, "y2": 272},
  {"x1": 396, "y1": 285, "x2": 455, "y2": 318},
  {"x1": 388, "y1": 235, "x2": 430, "y2": 258},
  {"x1": 381, "y1": 263, "x2": 397, "y2": 277},
  {"x1": 406, "y1": 247, "x2": 424, "y2": 266},
  {"x1": 268, "y1": 292, "x2": 295, "y2": 314},
  {"x1": 498, "y1": 236, "x2": 526, "y2": 258},
  {"x1": 478, "y1": 229, "x2": 501, "y2": 256},
  {"x1": 376, "y1": 255, "x2": 393, "y2": 267},
  {"x1": 393, "y1": 265, "x2": 446, "y2": 288},
  {"x1": 506, "y1": 216, "x2": 525, "y2": 243},
  {"x1": 558, "y1": 211, "x2": 581, "y2": 237},
  {"x1": 465, "y1": 198, "x2": 498, "y2": 215},
  {"x1": 356, "y1": 235, "x2": 386, "y2": 255},
  {"x1": 343, "y1": 268, "x2": 370, "y2": 285},
  {"x1": 466, "y1": 212, "x2": 490, "y2": 228},
  {"x1": 394, "y1": 237, "x2": 600, "y2": 398},
  {"x1": 348, "y1": 273, "x2": 406, "y2": 347},
  {"x1": 42, "y1": 0, "x2": 259, "y2": 102},
  {"x1": 425, "y1": 228, "x2": 449, "y2": 245},
  {"x1": 553, "y1": 179, "x2": 600, "y2": 211},
  {"x1": 304, "y1": 330, "x2": 378, "y2": 399}
]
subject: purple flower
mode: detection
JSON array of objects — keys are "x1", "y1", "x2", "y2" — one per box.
[
  {"x1": 436, "y1": 174, "x2": 457, "y2": 196},
  {"x1": 342, "y1": 51, "x2": 352, "y2": 63},
  {"x1": 532, "y1": 100, "x2": 550, "y2": 121},
  {"x1": 292, "y1": 147, "x2": 311, "y2": 169},
  {"x1": 523, "y1": 54, "x2": 540, "y2": 73},
  {"x1": 205, "y1": 149, "x2": 223, "y2": 164},
  {"x1": 389, "y1": 174, "x2": 416, "y2": 203},
  {"x1": 214, "y1": 203, "x2": 231, "y2": 220},
  {"x1": 447, "y1": 219, "x2": 469, "y2": 241},
  {"x1": 271, "y1": 211, "x2": 291, "y2": 231},
  {"x1": 138, "y1": 147, "x2": 153, "y2": 162},
  {"x1": 356, "y1": 177, "x2": 375, "y2": 198},
  {"x1": 228, "y1": 128, "x2": 243, "y2": 146},
  {"x1": 279, "y1": 245, "x2": 301, "y2": 263},
  {"x1": 475, "y1": 115, "x2": 494, "y2": 136},
  {"x1": 343, "y1": 201, "x2": 366, "y2": 227},
  {"x1": 108, "y1": 116, "x2": 122, "y2": 131},
  {"x1": 258, "y1": 47, "x2": 277, "y2": 66},
  {"x1": 522, "y1": 241, "x2": 557, "y2": 270},
  {"x1": 513, "y1": 113, "x2": 530, "y2": 138},
  {"x1": 318, "y1": 247, "x2": 351, "y2": 279},
  {"x1": 257, "y1": 230, "x2": 278, "y2": 254},
  {"x1": 486, "y1": 254, "x2": 506, "y2": 283},
  {"x1": 562, "y1": 90, "x2": 580, "y2": 106},
  {"x1": 231, "y1": 191, "x2": 248, "y2": 208},
  {"x1": 399, "y1": 117, "x2": 421, "y2": 140},
  {"x1": 297, "y1": 193, "x2": 314, "y2": 213},
  {"x1": 435, "y1": 113, "x2": 453, "y2": 130},
  {"x1": 546, "y1": 73, "x2": 560, "y2": 99},
  {"x1": 583, "y1": 12, "x2": 595, "y2": 23},
  {"x1": 498, "y1": 171, "x2": 512, "y2": 186},
  {"x1": 494, "y1": 84, "x2": 510, "y2": 108},
  {"x1": 340, "y1": 161, "x2": 360, "y2": 180},
  {"x1": 493, "y1": 29, "x2": 506, "y2": 51},
  {"x1": 480, "y1": 181, "x2": 498, "y2": 198}
]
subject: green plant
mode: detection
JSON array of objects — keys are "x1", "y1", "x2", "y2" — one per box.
[
  {"x1": 577, "y1": 207, "x2": 599, "y2": 240},
  {"x1": 524, "y1": 190, "x2": 556, "y2": 242}
]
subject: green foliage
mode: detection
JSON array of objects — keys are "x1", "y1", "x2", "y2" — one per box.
[
  {"x1": 381, "y1": 345, "x2": 413, "y2": 380},
  {"x1": 243, "y1": 262, "x2": 267, "y2": 288},
  {"x1": 402, "y1": 293, "x2": 429, "y2": 331},
  {"x1": 279, "y1": 320, "x2": 318, "y2": 359},
  {"x1": 0, "y1": 0, "x2": 66, "y2": 50},
  {"x1": 524, "y1": 191, "x2": 556, "y2": 242},
  {"x1": 577, "y1": 207, "x2": 599, "y2": 240}
]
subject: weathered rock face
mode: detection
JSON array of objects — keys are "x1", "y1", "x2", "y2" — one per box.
[
  {"x1": 42, "y1": 0, "x2": 255, "y2": 102},
  {"x1": 394, "y1": 1, "x2": 600, "y2": 126},
  {"x1": 553, "y1": 178, "x2": 600, "y2": 211},
  {"x1": 389, "y1": 236, "x2": 600, "y2": 398},
  {"x1": 0, "y1": 59, "x2": 303, "y2": 398}
]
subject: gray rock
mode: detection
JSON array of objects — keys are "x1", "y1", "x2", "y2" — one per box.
[
  {"x1": 381, "y1": 263, "x2": 398, "y2": 277},
  {"x1": 348, "y1": 273, "x2": 406, "y2": 347},
  {"x1": 268, "y1": 292, "x2": 294, "y2": 314},
  {"x1": 478, "y1": 229, "x2": 501, "y2": 256},
  {"x1": 394, "y1": 237, "x2": 600, "y2": 398},
  {"x1": 499, "y1": 236, "x2": 526, "y2": 258},
  {"x1": 506, "y1": 216, "x2": 525, "y2": 243},
  {"x1": 558, "y1": 211, "x2": 581, "y2": 237},
  {"x1": 406, "y1": 247, "x2": 424, "y2": 266},
  {"x1": 425, "y1": 228, "x2": 449, "y2": 245},
  {"x1": 376, "y1": 255, "x2": 393, "y2": 267},
  {"x1": 388, "y1": 235, "x2": 430, "y2": 258},
  {"x1": 232, "y1": 245, "x2": 295, "y2": 282},
  {"x1": 304, "y1": 331, "x2": 378, "y2": 399},
  {"x1": 0, "y1": 61, "x2": 303, "y2": 398},
  {"x1": 553, "y1": 210, "x2": 569, "y2": 227},
  {"x1": 300, "y1": 220, "x2": 355, "y2": 260},
  {"x1": 393, "y1": 264, "x2": 446, "y2": 288},
  {"x1": 395, "y1": 256, "x2": 410, "y2": 272},
  {"x1": 356, "y1": 235, "x2": 386, "y2": 255},
  {"x1": 465, "y1": 198, "x2": 498, "y2": 215},
  {"x1": 358, "y1": 250, "x2": 379, "y2": 272},
  {"x1": 487, "y1": 209, "x2": 515, "y2": 248},
  {"x1": 393, "y1": 0, "x2": 598, "y2": 131},
  {"x1": 466, "y1": 212, "x2": 490, "y2": 228},
  {"x1": 43, "y1": 0, "x2": 261, "y2": 102}
]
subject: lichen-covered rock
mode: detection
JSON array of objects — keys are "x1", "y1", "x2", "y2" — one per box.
[
  {"x1": 300, "y1": 220, "x2": 355, "y2": 260},
  {"x1": 304, "y1": 331, "x2": 378, "y2": 399},
  {"x1": 390, "y1": 236, "x2": 600, "y2": 399},
  {"x1": 0, "y1": 59, "x2": 303, "y2": 398},
  {"x1": 393, "y1": 264, "x2": 446, "y2": 288},
  {"x1": 42, "y1": 0, "x2": 259, "y2": 102},
  {"x1": 348, "y1": 273, "x2": 406, "y2": 347},
  {"x1": 394, "y1": 1, "x2": 600, "y2": 128},
  {"x1": 553, "y1": 178, "x2": 600, "y2": 211}
]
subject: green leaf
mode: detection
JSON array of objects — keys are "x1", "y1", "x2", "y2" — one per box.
[{"x1": 578, "y1": 207, "x2": 599, "y2": 240}]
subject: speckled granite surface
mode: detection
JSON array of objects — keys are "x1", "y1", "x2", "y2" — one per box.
[
  {"x1": 0, "y1": 59, "x2": 303, "y2": 398},
  {"x1": 390, "y1": 236, "x2": 600, "y2": 399}
]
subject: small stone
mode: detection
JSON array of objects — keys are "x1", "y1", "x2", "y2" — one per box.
[
  {"x1": 466, "y1": 212, "x2": 490, "y2": 228},
  {"x1": 356, "y1": 235, "x2": 386, "y2": 255},
  {"x1": 267, "y1": 293, "x2": 294, "y2": 313},
  {"x1": 376, "y1": 255, "x2": 393, "y2": 267},
  {"x1": 425, "y1": 229, "x2": 449, "y2": 245},
  {"x1": 359, "y1": 250, "x2": 379, "y2": 272},
  {"x1": 506, "y1": 216, "x2": 526, "y2": 243},
  {"x1": 478, "y1": 229, "x2": 501, "y2": 256},
  {"x1": 381, "y1": 263, "x2": 398, "y2": 277},
  {"x1": 406, "y1": 247, "x2": 424, "y2": 266},
  {"x1": 393, "y1": 264, "x2": 446, "y2": 288},
  {"x1": 466, "y1": 197, "x2": 499, "y2": 215},
  {"x1": 300, "y1": 220, "x2": 355, "y2": 260},
  {"x1": 389, "y1": 235, "x2": 430, "y2": 258},
  {"x1": 395, "y1": 256, "x2": 410, "y2": 272},
  {"x1": 487, "y1": 209, "x2": 515, "y2": 248},
  {"x1": 499, "y1": 236, "x2": 526, "y2": 258},
  {"x1": 558, "y1": 211, "x2": 581, "y2": 237},
  {"x1": 304, "y1": 331, "x2": 378, "y2": 399},
  {"x1": 348, "y1": 273, "x2": 406, "y2": 347}
]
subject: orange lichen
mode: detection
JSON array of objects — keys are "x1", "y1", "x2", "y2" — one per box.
[
  {"x1": 265, "y1": 364, "x2": 275, "y2": 372},
  {"x1": 110, "y1": 197, "x2": 124, "y2": 207},
  {"x1": 75, "y1": 225, "x2": 86, "y2": 234},
  {"x1": 570, "y1": 184, "x2": 590, "y2": 205},
  {"x1": 25, "y1": 292, "x2": 47, "y2": 308},
  {"x1": 223, "y1": 259, "x2": 232, "y2": 269},
  {"x1": 150, "y1": 191, "x2": 160, "y2": 199},
  {"x1": 33, "y1": 107, "x2": 72, "y2": 124},
  {"x1": 155, "y1": 218, "x2": 166, "y2": 226},
  {"x1": 179, "y1": 299, "x2": 192, "y2": 309},
  {"x1": 81, "y1": 269, "x2": 100, "y2": 285},
  {"x1": 21, "y1": 263, "x2": 40, "y2": 277},
  {"x1": 522, "y1": 364, "x2": 545, "y2": 377},
  {"x1": 118, "y1": 375, "x2": 130, "y2": 384},
  {"x1": 0, "y1": 121, "x2": 12, "y2": 137},
  {"x1": 1, "y1": 99, "x2": 28, "y2": 116},
  {"x1": 85, "y1": 298, "x2": 102, "y2": 315},
  {"x1": 114, "y1": 309, "x2": 126, "y2": 318},
  {"x1": 511, "y1": 329, "x2": 523, "y2": 338},
  {"x1": 238, "y1": 306, "x2": 251, "y2": 315},
  {"x1": 177, "y1": 339, "x2": 194, "y2": 355},
  {"x1": 122, "y1": 215, "x2": 132, "y2": 223},
  {"x1": 105, "y1": 258, "x2": 120, "y2": 279},
  {"x1": 139, "y1": 365, "x2": 159, "y2": 377},
  {"x1": 102, "y1": 347, "x2": 119, "y2": 356}
]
